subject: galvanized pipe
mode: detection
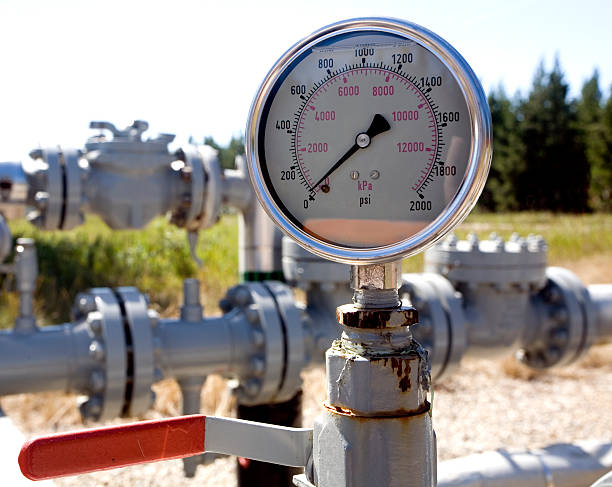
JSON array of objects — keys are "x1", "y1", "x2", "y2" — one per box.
[
  {"x1": 13, "y1": 238, "x2": 38, "y2": 333},
  {"x1": 437, "y1": 440, "x2": 612, "y2": 487},
  {"x1": 589, "y1": 284, "x2": 612, "y2": 342},
  {"x1": 155, "y1": 315, "x2": 254, "y2": 379},
  {"x1": 0, "y1": 323, "x2": 96, "y2": 395}
]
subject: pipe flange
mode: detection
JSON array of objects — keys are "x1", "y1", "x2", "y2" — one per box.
[
  {"x1": 425, "y1": 233, "x2": 548, "y2": 291},
  {"x1": 178, "y1": 145, "x2": 222, "y2": 231},
  {"x1": 27, "y1": 148, "x2": 63, "y2": 230},
  {"x1": 519, "y1": 267, "x2": 596, "y2": 368},
  {"x1": 61, "y1": 148, "x2": 84, "y2": 230},
  {"x1": 263, "y1": 281, "x2": 305, "y2": 402},
  {"x1": 77, "y1": 288, "x2": 127, "y2": 421},
  {"x1": 115, "y1": 287, "x2": 155, "y2": 416},
  {"x1": 223, "y1": 281, "x2": 304, "y2": 405}
]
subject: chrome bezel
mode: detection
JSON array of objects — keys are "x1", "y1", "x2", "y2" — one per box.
[{"x1": 246, "y1": 17, "x2": 492, "y2": 265}]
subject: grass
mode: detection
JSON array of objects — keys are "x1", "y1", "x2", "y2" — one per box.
[
  {"x1": 403, "y1": 211, "x2": 612, "y2": 273},
  {"x1": 0, "y1": 215, "x2": 238, "y2": 327},
  {"x1": 1, "y1": 211, "x2": 611, "y2": 327}
]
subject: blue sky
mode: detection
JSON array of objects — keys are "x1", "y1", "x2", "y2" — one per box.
[{"x1": 0, "y1": 0, "x2": 610, "y2": 160}]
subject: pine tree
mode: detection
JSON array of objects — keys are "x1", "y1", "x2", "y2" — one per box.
[
  {"x1": 203, "y1": 134, "x2": 245, "y2": 169},
  {"x1": 577, "y1": 71, "x2": 609, "y2": 210},
  {"x1": 518, "y1": 58, "x2": 589, "y2": 212},
  {"x1": 480, "y1": 86, "x2": 524, "y2": 211},
  {"x1": 600, "y1": 88, "x2": 612, "y2": 209}
]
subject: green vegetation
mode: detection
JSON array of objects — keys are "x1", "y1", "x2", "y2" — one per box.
[
  {"x1": 0, "y1": 216, "x2": 238, "y2": 327},
  {"x1": 1, "y1": 212, "x2": 609, "y2": 329}
]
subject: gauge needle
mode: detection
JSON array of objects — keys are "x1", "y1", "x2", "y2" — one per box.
[{"x1": 310, "y1": 113, "x2": 391, "y2": 192}]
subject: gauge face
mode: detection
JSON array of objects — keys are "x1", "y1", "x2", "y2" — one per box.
[{"x1": 247, "y1": 18, "x2": 491, "y2": 263}]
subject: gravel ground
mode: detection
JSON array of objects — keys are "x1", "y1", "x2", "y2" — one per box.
[{"x1": 4, "y1": 344, "x2": 611, "y2": 486}]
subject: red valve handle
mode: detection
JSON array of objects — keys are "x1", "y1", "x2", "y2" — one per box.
[{"x1": 18, "y1": 415, "x2": 206, "y2": 481}]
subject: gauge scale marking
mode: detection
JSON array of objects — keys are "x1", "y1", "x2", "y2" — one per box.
[{"x1": 248, "y1": 19, "x2": 491, "y2": 263}]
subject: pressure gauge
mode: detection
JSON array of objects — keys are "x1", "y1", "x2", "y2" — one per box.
[{"x1": 247, "y1": 18, "x2": 491, "y2": 264}]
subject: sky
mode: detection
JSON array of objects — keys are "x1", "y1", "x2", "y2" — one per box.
[{"x1": 0, "y1": 0, "x2": 610, "y2": 161}]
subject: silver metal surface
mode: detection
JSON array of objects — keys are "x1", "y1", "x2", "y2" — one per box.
[
  {"x1": 425, "y1": 232, "x2": 548, "y2": 290},
  {"x1": 13, "y1": 238, "x2": 38, "y2": 333},
  {"x1": 239, "y1": 193, "x2": 283, "y2": 275},
  {"x1": 0, "y1": 215, "x2": 11, "y2": 263},
  {"x1": 263, "y1": 281, "x2": 305, "y2": 402},
  {"x1": 235, "y1": 282, "x2": 285, "y2": 404},
  {"x1": 205, "y1": 416, "x2": 312, "y2": 467},
  {"x1": 88, "y1": 288, "x2": 127, "y2": 420},
  {"x1": 589, "y1": 284, "x2": 612, "y2": 342},
  {"x1": 351, "y1": 261, "x2": 402, "y2": 308},
  {"x1": 312, "y1": 408, "x2": 435, "y2": 487},
  {"x1": 61, "y1": 149, "x2": 83, "y2": 230},
  {"x1": 181, "y1": 278, "x2": 203, "y2": 323},
  {"x1": 0, "y1": 323, "x2": 97, "y2": 395},
  {"x1": 437, "y1": 440, "x2": 612, "y2": 487},
  {"x1": 115, "y1": 287, "x2": 154, "y2": 417},
  {"x1": 39, "y1": 149, "x2": 63, "y2": 230},
  {"x1": 247, "y1": 17, "x2": 492, "y2": 264}
]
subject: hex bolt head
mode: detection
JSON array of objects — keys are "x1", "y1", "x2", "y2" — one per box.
[
  {"x1": 77, "y1": 294, "x2": 97, "y2": 314},
  {"x1": 545, "y1": 346, "x2": 562, "y2": 363},
  {"x1": 251, "y1": 358, "x2": 265, "y2": 376},
  {"x1": 252, "y1": 329, "x2": 265, "y2": 347},
  {"x1": 34, "y1": 191, "x2": 49, "y2": 209},
  {"x1": 444, "y1": 233, "x2": 458, "y2": 249},
  {"x1": 547, "y1": 287, "x2": 563, "y2": 304},
  {"x1": 79, "y1": 397, "x2": 102, "y2": 420},
  {"x1": 549, "y1": 327, "x2": 569, "y2": 346},
  {"x1": 218, "y1": 298, "x2": 233, "y2": 313},
  {"x1": 551, "y1": 307, "x2": 568, "y2": 324},
  {"x1": 467, "y1": 233, "x2": 480, "y2": 250},
  {"x1": 29, "y1": 149, "x2": 43, "y2": 160},
  {"x1": 245, "y1": 378, "x2": 261, "y2": 397},
  {"x1": 88, "y1": 340, "x2": 105, "y2": 362},
  {"x1": 234, "y1": 287, "x2": 252, "y2": 306},
  {"x1": 245, "y1": 305, "x2": 260, "y2": 324},
  {"x1": 87, "y1": 312, "x2": 103, "y2": 334},
  {"x1": 147, "y1": 309, "x2": 159, "y2": 328},
  {"x1": 89, "y1": 370, "x2": 105, "y2": 393}
]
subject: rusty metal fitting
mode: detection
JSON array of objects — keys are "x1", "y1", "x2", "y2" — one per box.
[{"x1": 336, "y1": 303, "x2": 418, "y2": 329}]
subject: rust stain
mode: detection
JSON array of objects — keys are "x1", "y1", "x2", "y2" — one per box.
[
  {"x1": 324, "y1": 401, "x2": 430, "y2": 419},
  {"x1": 385, "y1": 357, "x2": 412, "y2": 392},
  {"x1": 371, "y1": 354, "x2": 416, "y2": 392},
  {"x1": 336, "y1": 304, "x2": 418, "y2": 329}
]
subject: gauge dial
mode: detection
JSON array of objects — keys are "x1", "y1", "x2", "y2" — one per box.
[{"x1": 247, "y1": 18, "x2": 491, "y2": 264}]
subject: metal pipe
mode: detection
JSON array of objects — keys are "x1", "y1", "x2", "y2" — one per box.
[
  {"x1": 181, "y1": 278, "x2": 203, "y2": 323},
  {"x1": 13, "y1": 238, "x2": 38, "y2": 333},
  {"x1": 437, "y1": 440, "x2": 612, "y2": 487},
  {"x1": 589, "y1": 284, "x2": 612, "y2": 342},
  {"x1": 155, "y1": 315, "x2": 253, "y2": 379},
  {"x1": 0, "y1": 323, "x2": 96, "y2": 395}
]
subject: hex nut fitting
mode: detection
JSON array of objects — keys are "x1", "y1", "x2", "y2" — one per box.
[{"x1": 336, "y1": 304, "x2": 418, "y2": 329}]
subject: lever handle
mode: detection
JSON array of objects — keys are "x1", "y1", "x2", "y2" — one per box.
[
  {"x1": 19, "y1": 415, "x2": 206, "y2": 481},
  {"x1": 19, "y1": 414, "x2": 312, "y2": 481}
]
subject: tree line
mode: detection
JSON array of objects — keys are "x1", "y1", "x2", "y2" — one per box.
[
  {"x1": 201, "y1": 59, "x2": 612, "y2": 213},
  {"x1": 481, "y1": 60, "x2": 612, "y2": 212}
]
